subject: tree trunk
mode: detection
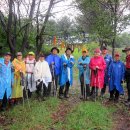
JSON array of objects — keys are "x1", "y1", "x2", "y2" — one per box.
[
  {"x1": 20, "y1": 0, "x2": 36, "y2": 52},
  {"x1": 7, "y1": 0, "x2": 15, "y2": 58},
  {"x1": 36, "y1": 0, "x2": 54, "y2": 56}
]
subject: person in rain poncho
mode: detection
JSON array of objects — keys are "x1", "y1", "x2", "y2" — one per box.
[
  {"x1": 77, "y1": 48, "x2": 90, "y2": 100},
  {"x1": 59, "y1": 48, "x2": 75, "y2": 99},
  {"x1": 25, "y1": 52, "x2": 36, "y2": 98},
  {"x1": 34, "y1": 53, "x2": 52, "y2": 100},
  {"x1": 122, "y1": 46, "x2": 130, "y2": 105},
  {"x1": 12, "y1": 52, "x2": 26, "y2": 104},
  {"x1": 46, "y1": 47, "x2": 61, "y2": 95},
  {"x1": 101, "y1": 46, "x2": 113, "y2": 97},
  {"x1": 0, "y1": 52, "x2": 14, "y2": 111},
  {"x1": 89, "y1": 48, "x2": 106, "y2": 97},
  {"x1": 108, "y1": 53, "x2": 125, "y2": 102}
]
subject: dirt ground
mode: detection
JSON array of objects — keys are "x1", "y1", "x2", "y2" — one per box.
[{"x1": 0, "y1": 80, "x2": 130, "y2": 130}]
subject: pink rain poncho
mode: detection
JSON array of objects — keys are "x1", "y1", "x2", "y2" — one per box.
[{"x1": 89, "y1": 56, "x2": 106, "y2": 89}]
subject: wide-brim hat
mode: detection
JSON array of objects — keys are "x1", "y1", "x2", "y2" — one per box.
[
  {"x1": 82, "y1": 48, "x2": 88, "y2": 53},
  {"x1": 102, "y1": 46, "x2": 108, "y2": 50},
  {"x1": 65, "y1": 47, "x2": 73, "y2": 53},
  {"x1": 122, "y1": 46, "x2": 130, "y2": 52},
  {"x1": 4, "y1": 52, "x2": 12, "y2": 56},
  {"x1": 51, "y1": 47, "x2": 59, "y2": 53}
]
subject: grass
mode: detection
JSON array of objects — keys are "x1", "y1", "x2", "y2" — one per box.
[
  {"x1": 0, "y1": 97, "x2": 60, "y2": 130},
  {"x1": 53, "y1": 101, "x2": 115, "y2": 130}
]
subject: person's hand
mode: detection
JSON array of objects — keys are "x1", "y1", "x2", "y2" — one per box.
[
  {"x1": 37, "y1": 79, "x2": 40, "y2": 82},
  {"x1": 96, "y1": 66, "x2": 99, "y2": 69},
  {"x1": 93, "y1": 67, "x2": 96, "y2": 70},
  {"x1": 121, "y1": 80, "x2": 125, "y2": 84},
  {"x1": 63, "y1": 63, "x2": 67, "y2": 67},
  {"x1": 83, "y1": 64, "x2": 87, "y2": 68},
  {"x1": 71, "y1": 61, "x2": 74, "y2": 65}
]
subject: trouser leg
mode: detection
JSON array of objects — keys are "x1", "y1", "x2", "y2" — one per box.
[
  {"x1": 47, "y1": 82, "x2": 51, "y2": 96},
  {"x1": 86, "y1": 84, "x2": 90, "y2": 97},
  {"x1": 115, "y1": 89, "x2": 119, "y2": 101},
  {"x1": 81, "y1": 84, "x2": 84, "y2": 96},
  {"x1": 59, "y1": 86, "x2": 64, "y2": 99},
  {"x1": 28, "y1": 89, "x2": 32, "y2": 98},
  {"x1": 1, "y1": 92, "x2": 7, "y2": 111},
  {"x1": 90, "y1": 87, "x2": 95, "y2": 96},
  {"x1": 80, "y1": 74, "x2": 84, "y2": 96},
  {"x1": 43, "y1": 83, "x2": 47, "y2": 97},
  {"x1": 110, "y1": 89, "x2": 115, "y2": 100},
  {"x1": 126, "y1": 80, "x2": 130, "y2": 102},
  {"x1": 101, "y1": 84, "x2": 107, "y2": 96},
  {"x1": 90, "y1": 87, "x2": 98, "y2": 96},
  {"x1": 55, "y1": 75, "x2": 58, "y2": 91},
  {"x1": 64, "y1": 81, "x2": 70, "y2": 98},
  {"x1": 36, "y1": 82, "x2": 42, "y2": 98}
]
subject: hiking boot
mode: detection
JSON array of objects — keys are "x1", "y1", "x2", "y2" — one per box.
[
  {"x1": 109, "y1": 97, "x2": 114, "y2": 102},
  {"x1": 64, "y1": 94, "x2": 69, "y2": 98},
  {"x1": 114, "y1": 98, "x2": 119, "y2": 103},
  {"x1": 80, "y1": 95, "x2": 83, "y2": 99},
  {"x1": 59, "y1": 94, "x2": 64, "y2": 99}
]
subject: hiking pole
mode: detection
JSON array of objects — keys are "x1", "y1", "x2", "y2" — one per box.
[
  {"x1": 94, "y1": 68, "x2": 98, "y2": 102},
  {"x1": 52, "y1": 63, "x2": 57, "y2": 97},
  {"x1": 122, "y1": 80, "x2": 126, "y2": 102},
  {"x1": 20, "y1": 72, "x2": 30, "y2": 109},
  {"x1": 83, "y1": 64, "x2": 87, "y2": 101}
]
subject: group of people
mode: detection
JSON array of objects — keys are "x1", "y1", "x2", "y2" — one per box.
[{"x1": 0, "y1": 45, "x2": 130, "y2": 111}]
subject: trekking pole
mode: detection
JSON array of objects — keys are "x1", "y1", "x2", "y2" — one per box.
[
  {"x1": 94, "y1": 68, "x2": 98, "y2": 102},
  {"x1": 20, "y1": 72, "x2": 30, "y2": 109},
  {"x1": 123, "y1": 80, "x2": 126, "y2": 101},
  {"x1": 83, "y1": 65, "x2": 87, "y2": 101},
  {"x1": 25, "y1": 75, "x2": 30, "y2": 109},
  {"x1": 52, "y1": 63, "x2": 57, "y2": 97}
]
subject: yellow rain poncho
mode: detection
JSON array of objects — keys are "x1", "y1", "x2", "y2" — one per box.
[{"x1": 12, "y1": 58, "x2": 26, "y2": 99}]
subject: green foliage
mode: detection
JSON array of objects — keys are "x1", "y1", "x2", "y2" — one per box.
[
  {"x1": 0, "y1": 97, "x2": 60, "y2": 130},
  {"x1": 116, "y1": 33, "x2": 130, "y2": 48},
  {"x1": 53, "y1": 102, "x2": 114, "y2": 130}
]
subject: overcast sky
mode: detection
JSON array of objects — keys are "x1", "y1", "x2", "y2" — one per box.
[{"x1": 51, "y1": 0, "x2": 79, "y2": 21}]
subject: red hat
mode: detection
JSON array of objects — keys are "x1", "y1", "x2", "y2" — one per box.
[
  {"x1": 115, "y1": 53, "x2": 120, "y2": 57},
  {"x1": 94, "y1": 48, "x2": 101, "y2": 53}
]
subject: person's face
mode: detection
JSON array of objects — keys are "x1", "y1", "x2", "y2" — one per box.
[
  {"x1": 28, "y1": 55, "x2": 34, "y2": 60},
  {"x1": 4, "y1": 55, "x2": 11, "y2": 62},
  {"x1": 102, "y1": 49, "x2": 107, "y2": 55},
  {"x1": 39, "y1": 56, "x2": 44, "y2": 61},
  {"x1": 66, "y1": 50, "x2": 72, "y2": 56},
  {"x1": 52, "y1": 49, "x2": 58, "y2": 55},
  {"x1": 115, "y1": 56, "x2": 120, "y2": 61},
  {"x1": 94, "y1": 52, "x2": 100, "y2": 57},
  {"x1": 126, "y1": 50, "x2": 130, "y2": 56},
  {"x1": 82, "y1": 51, "x2": 87, "y2": 57},
  {"x1": 17, "y1": 55, "x2": 22, "y2": 60}
]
